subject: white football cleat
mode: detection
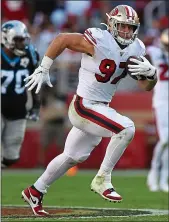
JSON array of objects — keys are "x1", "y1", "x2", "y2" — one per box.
[
  {"x1": 91, "y1": 175, "x2": 122, "y2": 202},
  {"x1": 147, "y1": 183, "x2": 160, "y2": 192},
  {"x1": 159, "y1": 183, "x2": 169, "y2": 193},
  {"x1": 147, "y1": 170, "x2": 159, "y2": 192}
]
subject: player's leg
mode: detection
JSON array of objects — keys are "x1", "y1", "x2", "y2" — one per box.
[
  {"x1": 158, "y1": 106, "x2": 168, "y2": 192},
  {"x1": 147, "y1": 106, "x2": 168, "y2": 192},
  {"x1": 1, "y1": 114, "x2": 5, "y2": 167},
  {"x1": 34, "y1": 126, "x2": 101, "y2": 191},
  {"x1": 70, "y1": 95, "x2": 135, "y2": 201},
  {"x1": 91, "y1": 115, "x2": 135, "y2": 202},
  {"x1": 160, "y1": 146, "x2": 168, "y2": 192},
  {"x1": 22, "y1": 126, "x2": 102, "y2": 216},
  {"x1": 1, "y1": 118, "x2": 26, "y2": 168},
  {"x1": 147, "y1": 141, "x2": 162, "y2": 191}
]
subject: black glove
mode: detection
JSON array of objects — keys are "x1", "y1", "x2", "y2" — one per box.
[{"x1": 26, "y1": 108, "x2": 39, "y2": 121}]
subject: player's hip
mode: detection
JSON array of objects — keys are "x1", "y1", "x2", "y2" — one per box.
[{"x1": 68, "y1": 94, "x2": 134, "y2": 136}]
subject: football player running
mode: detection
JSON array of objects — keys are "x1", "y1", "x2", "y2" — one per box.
[
  {"x1": 147, "y1": 29, "x2": 169, "y2": 192},
  {"x1": 1, "y1": 20, "x2": 40, "y2": 168},
  {"x1": 22, "y1": 5, "x2": 157, "y2": 216}
]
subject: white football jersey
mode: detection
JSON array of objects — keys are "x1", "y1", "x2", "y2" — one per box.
[
  {"x1": 76, "y1": 28, "x2": 146, "y2": 102},
  {"x1": 146, "y1": 46, "x2": 169, "y2": 108}
]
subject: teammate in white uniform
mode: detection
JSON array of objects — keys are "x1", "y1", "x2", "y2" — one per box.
[
  {"x1": 21, "y1": 5, "x2": 157, "y2": 216},
  {"x1": 147, "y1": 29, "x2": 169, "y2": 192}
]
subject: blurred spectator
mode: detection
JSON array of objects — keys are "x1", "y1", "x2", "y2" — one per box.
[
  {"x1": 56, "y1": 49, "x2": 81, "y2": 95},
  {"x1": 2, "y1": 0, "x2": 29, "y2": 23},
  {"x1": 143, "y1": 19, "x2": 161, "y2": 47},
  {"x1": 159, "y1": 16, "x2": 169, "y2": 31},
  {"x1": 61, "y1": 15, "x2": 79, "y2": 32},
  {"x1": 65, "y1": 0, "x2": 91, "y2": 16},
  {"x1": 50, "y1": 9, "x2": 67, "y2": 29},
  {"x1": 33, "y1": 0, "x2": 56, "y2": 16},
  {"x1": 34, "y1": 17, "x2": 58, "y2": 58}
]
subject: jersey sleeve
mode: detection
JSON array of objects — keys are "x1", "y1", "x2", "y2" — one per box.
[{"x1": 83, "y1": 28, "x2": 103, "y2": 46}]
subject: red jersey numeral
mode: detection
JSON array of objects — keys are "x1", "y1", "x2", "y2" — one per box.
[
  {"x1": 159, "y1": 64, "x2": 169, "y2": 81},
  {"x1": 95, "y1": 59, "x2": 127, "y2": 84}
]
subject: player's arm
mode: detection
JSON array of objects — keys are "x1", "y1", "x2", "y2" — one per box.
[
  {"x1": 137, "y1": 76, "x2": 157, "y2": 91},
  {"x1": 24, "y1": 33, "x2": 95, "y2": 93},
  {"x1": 45, "y1": 33, "x2": 94, "y2": 59}
]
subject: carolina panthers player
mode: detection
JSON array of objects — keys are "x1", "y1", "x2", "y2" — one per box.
[
  {"x1": 1, "y1": 20, "x2": 40, "y2": 168},
  {"x1": 147, "y1": 29, "x2": 169, "y2": 192},
  {"x1": 22, "y1": 5, "x2": 157, "y2": 216}
]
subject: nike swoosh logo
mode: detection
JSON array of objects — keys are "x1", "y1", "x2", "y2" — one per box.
[
  {"x1": 30, "y1": 196, "x2": 37, "y2": 204},
  {"x1": 28, "y1": 189, "x2": 39, "y2": 206}
]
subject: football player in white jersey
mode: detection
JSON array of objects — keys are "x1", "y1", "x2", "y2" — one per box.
[
  {"x1": 147, "y1": 29, "x2": 169, "y2": 192},
  {"x1": 21, "y1": 5, "x2": 157, "y2": 216}
]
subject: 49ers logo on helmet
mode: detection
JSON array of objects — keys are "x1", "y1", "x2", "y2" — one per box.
[{"x1": 110, "y1": 8, "x2": 119, "y2": 16}]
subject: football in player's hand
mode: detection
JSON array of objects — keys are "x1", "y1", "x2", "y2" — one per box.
[{"x1": 126, "y1": 56, "x2": 146, "y2": 80}]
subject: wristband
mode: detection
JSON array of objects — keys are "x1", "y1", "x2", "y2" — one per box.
[{"x1": 41, "y1": 56, "x2": 53, "y2": 69}]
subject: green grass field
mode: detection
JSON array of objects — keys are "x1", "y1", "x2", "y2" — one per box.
[{"x1": 1, "y1": 170, "x2": 168, "y2": 221}]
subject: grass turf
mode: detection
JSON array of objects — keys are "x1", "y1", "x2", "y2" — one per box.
[{"x1": 1, "y1": 170, "x2": 168, "y2": 221}]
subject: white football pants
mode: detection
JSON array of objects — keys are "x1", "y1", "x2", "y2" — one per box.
[
  {"x1": 149, "y1": 105, "x2": 168, "y2": 183},
  {"x1": 34, "y1": 95, "x2": 135, "y2": 193}
]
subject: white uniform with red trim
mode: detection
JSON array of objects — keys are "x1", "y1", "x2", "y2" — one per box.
[
  {"x1": 146, "y1": 46, "x2": 169, "y2": 108},
  {"x1": 77, "y1": 28, "x2": 145, "y2": 102},
  {"x1": 146, "y1": 46, "x2": 169, "y2": 143},
  {"x1": 68, "y1": 28, "x2": 146, "y2": 137}
]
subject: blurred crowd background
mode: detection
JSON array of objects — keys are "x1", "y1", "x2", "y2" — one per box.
[{"x1": 2, "y1": 0, "x2": 168, "y2": 168}]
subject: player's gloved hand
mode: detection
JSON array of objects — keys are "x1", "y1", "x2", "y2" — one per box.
[
  {"x1": 26, "y1": 108, "x2": 39, "y2": 121},
  {"x1": 24, "y1": 56, "x2": 53, "y2": 94},
  {"x1": 128, "y1": 56, "x2": 157, "y2": 79}
]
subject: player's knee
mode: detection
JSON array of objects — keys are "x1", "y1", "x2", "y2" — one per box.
[
  {"x1": 121, "y1": 124, "x2": 135, "y2": 142},
  {"x1": 1, "y1": 157, "x2": 19, "y2": 168},
  {"x1": 65, "y1": 152, "x2": 90, "y2": 163},
  {"x1": 74, "y1": 154, "x2": 90, "y2": 163}
]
